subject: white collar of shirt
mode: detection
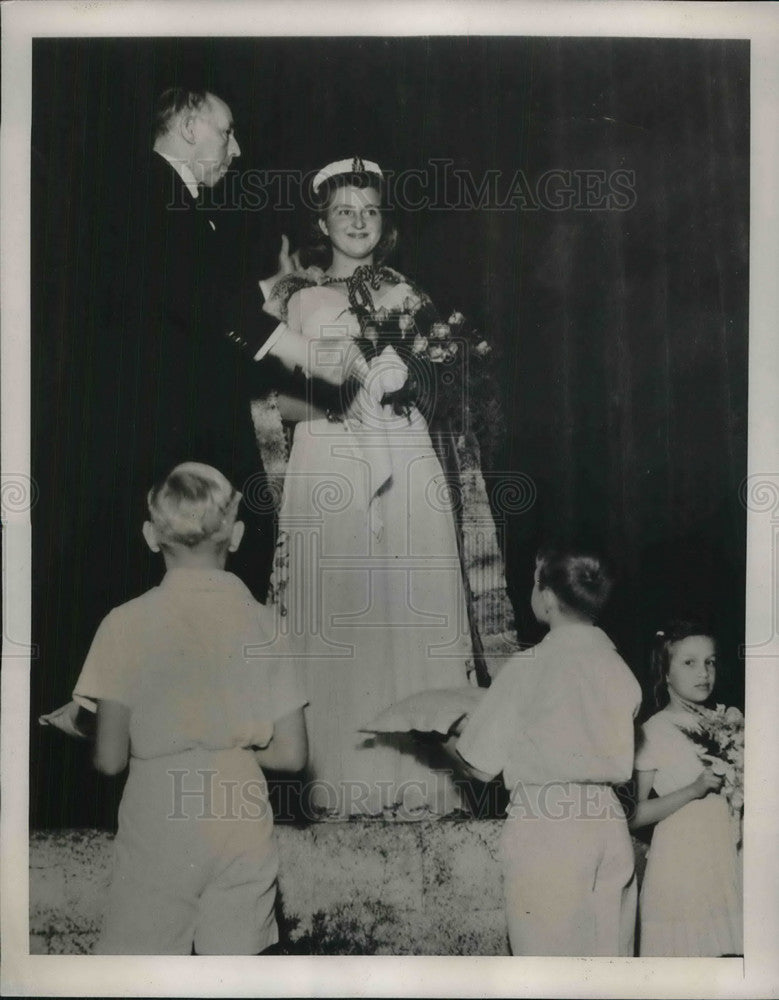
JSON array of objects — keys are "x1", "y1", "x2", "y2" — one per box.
[{"x1": 156, "y1": 150, "x2": 200, "y2": 201}]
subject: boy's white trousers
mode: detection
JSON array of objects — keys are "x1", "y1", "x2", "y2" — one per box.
[{"x1": 500, "y1": 783, "x2": 636, "y2": 956}]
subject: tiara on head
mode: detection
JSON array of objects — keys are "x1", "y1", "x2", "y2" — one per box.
[{"x1": 312, "y1": 157, "x2": 383, "y2": 193}]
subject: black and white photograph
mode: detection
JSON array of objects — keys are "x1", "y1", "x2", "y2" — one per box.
[{"x1": 2, "y1": 1, "x2": 779, "y2": 996}]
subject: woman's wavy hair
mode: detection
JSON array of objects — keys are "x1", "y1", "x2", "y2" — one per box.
[
  {"x1": 650, "y1": 619, "x2": 717, "y2": 709},
  {"x1": 535, "y1": 540, "x2": 615, "y2": 622},
  {"x1": 299, "y1": 169, "x2": 398, "y2": 269}
]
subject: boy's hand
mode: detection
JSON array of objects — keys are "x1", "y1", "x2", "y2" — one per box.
[{"x1": 39, "y1": 700, "x2": 94, "y2": 739}]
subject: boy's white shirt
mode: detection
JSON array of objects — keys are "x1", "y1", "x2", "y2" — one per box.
[
  {"x1": 457, "y1": 623, "x2": 641, "y2": 790},
  {"x1": 71, "y1": 568, "x2": 305, "y2": 755}
]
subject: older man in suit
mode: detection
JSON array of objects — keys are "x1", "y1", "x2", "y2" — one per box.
[
  {"x1": 90, "y1": 87, "x2": 366, "y2": 594},
  {"x1": 38, "y1": 87, "x2": 363, "y2": 739}
]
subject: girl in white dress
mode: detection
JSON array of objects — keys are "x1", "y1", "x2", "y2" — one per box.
[
  {"x1": 631, "y1": 622, "x2": 743, "y2": 956},
  {"x1": 266, "y1": 158, "x2": 475, "y2": 819}
]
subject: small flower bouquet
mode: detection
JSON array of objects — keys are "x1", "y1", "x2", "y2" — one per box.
[{"x1": 677, "y1": 703, "x2": 744, "y2": 845}]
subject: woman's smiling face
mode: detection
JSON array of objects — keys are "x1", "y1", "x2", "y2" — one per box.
[{"x1": 319, "y1": 185, "x2": 383, "y2": 262}]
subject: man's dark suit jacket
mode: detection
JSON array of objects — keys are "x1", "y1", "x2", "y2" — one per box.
[
  {"x1": 85, "y1": 151, "x2": 282, "y2": 598},
  {"x1": 100, "y1": 153, "x2": 278, "y2": 487}
]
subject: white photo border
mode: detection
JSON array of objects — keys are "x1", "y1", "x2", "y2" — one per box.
[{"x1": 2, "y1": 2, "x2": 778, "y2": 996}]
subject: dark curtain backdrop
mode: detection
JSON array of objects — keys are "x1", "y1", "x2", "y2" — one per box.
[{"x1": 31, "y1": 37, "x2": 748, "y2": 828}]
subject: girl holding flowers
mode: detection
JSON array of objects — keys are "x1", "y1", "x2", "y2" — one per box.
[{"x1": 631, "y1": 621, "x2": 743, "y2": 956}]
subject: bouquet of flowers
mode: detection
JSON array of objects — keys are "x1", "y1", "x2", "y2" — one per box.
[
  {"x1": 676, "y1": 703, "x2": 744, "y2": 844},
  {"x1": 343, "y1": 265, "x2": 491, "y2": 418}
]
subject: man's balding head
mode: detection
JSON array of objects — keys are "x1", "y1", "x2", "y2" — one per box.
[
  {"x1": 153, "y1": 88, "x2": 210, "y2": 140},
  {"x1": 153, "y1": 88, "x2": 241, "y2": 188}
]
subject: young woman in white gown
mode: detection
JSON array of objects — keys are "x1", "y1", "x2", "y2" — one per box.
[{"x1": 266, "y1": 158, "x2": 476, "y2": 818}]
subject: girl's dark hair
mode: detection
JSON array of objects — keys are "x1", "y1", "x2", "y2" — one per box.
[
  {"x1": 300, "y1": 170, "x2": 398, "y2": 269},
  {"x1": 650, "y1": 620, "x2": 717, "y2": 709},
  {"x1": 535, "y1": 542, "x2": 614, "y2": 621}
]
